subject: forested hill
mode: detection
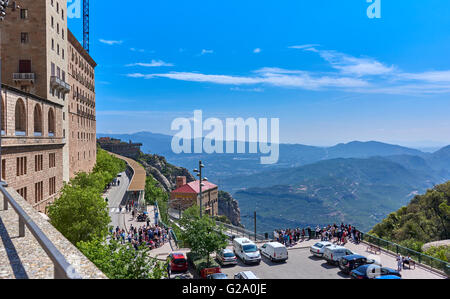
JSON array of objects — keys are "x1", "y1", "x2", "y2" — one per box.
[{"x1": 370, "y1": 181, "x2": 450, "y2": 248}]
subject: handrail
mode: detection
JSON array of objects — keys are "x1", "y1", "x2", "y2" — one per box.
[
  {"x1": 0, "y1": 182, "x2": 82, "y2": 279},
  {"x1": 360, "y1": 231, "x2": 450, "y2": 272}
]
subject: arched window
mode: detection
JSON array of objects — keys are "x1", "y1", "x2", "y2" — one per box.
[
  {"x1": 15, "y1": 99, "x2": 27, "y2": 135},
  {"x1": 33, "y1": 104, "x2": 43, "y2": 136},
  {"x1": 48, "y1": 108, "x2": 55, "y2": 136}
]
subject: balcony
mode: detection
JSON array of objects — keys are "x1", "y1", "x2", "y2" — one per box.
[
  {"x1": 50, "y1": 76, "x2": 71, "y2": 94},
  {"x1": 0, "y1": 183, "x2": 106, "y2": 279},
  {"x1": 13, "y1": 73, "x2": 35, "y2": 84}
]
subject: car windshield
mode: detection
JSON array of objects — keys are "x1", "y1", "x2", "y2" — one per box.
[
  {"x1": 314, "y1": 243, "x2": 324, "y2": 248},
  {"x1": 212, "y1": 274, "x2": 227, "y2": 279},
  {"x1": 224, "y1": 252, "x2": 235, "y2": 258},
  {"x1": 173, "y1": 259, "x2": 186, "y2": 264},
  {"x1": 243, "y1": 244, "x2": 257, "y2": 252}
]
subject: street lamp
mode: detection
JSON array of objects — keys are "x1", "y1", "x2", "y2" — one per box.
[{"x1": 193, "y1": 161, "x2": 205, "y2": 218}]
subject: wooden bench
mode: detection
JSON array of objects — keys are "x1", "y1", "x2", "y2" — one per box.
[{"x1": 367, "y1": 244, "x2": 381, "y2": 254}]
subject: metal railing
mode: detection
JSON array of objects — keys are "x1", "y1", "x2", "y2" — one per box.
[
  {"x1": 361, "y1": 232, "x2": 450, "y2": 272},
  {"x1": 215, "y1": 220, "x2": 269, "y2": 242},
  {"x1": 0, "y1": 182, "x2": 81, "y2": 279}
]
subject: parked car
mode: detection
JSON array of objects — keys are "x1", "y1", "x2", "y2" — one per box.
[
  {"x1": 375, "y1": 275, "x2": 402, "y2": 279},
  {"x1": 186, "y1": 252, "x2": 222, "y2": 279},
  {"x1": 323, "y1": 245, "x2": 354, "y2": 265},
  {"x1": 207, "y1": 273, "x2": 228, "y2": 279},
  {"x1": 259, "y1": 242, "x2": 288, "y2": 262},
  {"x1": 350, "y1": 264, "x2": 401, "y2": 279},
  {"x1": 168, "y1": 253, "x2": 188, "y2": 272},
  {"x1": 234, "y1": 271, "x2": 258, "y2": 279},
  {"x1": 339, "y1": 254, "x2": 381, "y2": 274},
  {"x1": 216, "y1": 249, "x2": 237, "y2": 266},
  {"x1": 233, "y1": 238, "x2": 261, "y2": 265},
  {"x1": 310, "y1": 241, "x2": 333, "y2": 257}
]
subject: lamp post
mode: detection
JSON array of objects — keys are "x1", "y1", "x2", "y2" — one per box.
[{"x1": 193, "y1": 161, "x2": 206, "y2": 218}]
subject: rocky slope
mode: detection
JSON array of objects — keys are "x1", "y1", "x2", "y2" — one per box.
[{"x1": 137, "y1": 152, "x2": 242, "y2": 226}]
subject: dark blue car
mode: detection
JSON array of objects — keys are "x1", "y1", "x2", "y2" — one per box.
[{"x1": 350, "y1": 264, "x2": 401, "y2": 279}]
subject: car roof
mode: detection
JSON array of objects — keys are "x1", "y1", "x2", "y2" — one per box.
[
  {"x1": 266, "y1": 242, "x2": 285, "y2": 248},
  {"x1": 342, "y1": 254, "x2": 366, "y2": 260},
  {"x1": 222, "y1": 248, "x2": 234, "y2": 253},
  {"x1": 375, "y1": 275, "x2": 401, "y2": 279},
  {"x1": 326, "y1": 245, "x2": 347, "y2": 250},
  {"x1": 240, "y1": 271, "x2": 257, "y2": 278},
  {"x1": 171, "y1": 253, "x2": 185, "y2": 258}
]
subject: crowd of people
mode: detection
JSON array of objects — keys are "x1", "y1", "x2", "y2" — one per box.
[
  {"x1": 274, "y1": 223, "x2": 362, "y2": 247},
  {"x1": 111, "y1": 223, "x2": 170, "y2": 251}
]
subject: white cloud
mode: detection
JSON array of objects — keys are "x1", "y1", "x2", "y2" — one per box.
[
  {"x1": 399, "y1": 71, "x2": 450, "y2": 83},
  {"x1": 99, "y1": 39, "x2": 123, "y2": 45},
  {"x1": 130, "y1": 48, "x2": 145, "y2": 52},
  {"x1": 127, "y1": 70, "x2": 368, "y2": 90},
  {"x1": 126, "y1": 60, "x2": 174, "y2": 67},
  {"x1": 289, "y1": 44, "x2": 320, "y2": 50},
  {"x1": 253, "y1": 48, "x2": 261, "y2": 54},
  {"x1": 201, "y1": 49, "x2": 214, "y2": 55}
]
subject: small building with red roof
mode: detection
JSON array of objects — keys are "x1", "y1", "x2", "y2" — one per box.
[{"x1": 170, "y1": 176, "x2": 219, "y2": 216}]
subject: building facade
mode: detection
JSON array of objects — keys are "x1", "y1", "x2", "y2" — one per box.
[
  {"x1": 67, "y1": 30, "x2": 96, "y2": 178},
  {"x1": 170, "y1": 176, "x2": 219, "y2": 216},
  {"x1": 1, "y1": 85, "x2": 64, "y2": 213},
  {"x1": 0, "y1": 0, "x2": 96, "y2": 211}
]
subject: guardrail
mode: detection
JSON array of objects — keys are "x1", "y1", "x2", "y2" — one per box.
[
  {"x1": 1, "y1": 182, "x2": 81, "y2": 279},
  {"x1": 360, "y1": 232, "x2": 450, "y2": 273},
  {"x1": 214, "y1": 220, "x2": 269, "y2": 242}
]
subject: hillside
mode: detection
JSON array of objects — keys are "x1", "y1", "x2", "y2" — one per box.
[
  {"x1": 97, "y1": 132, "x2": 436, "y2": 183},
  {"x1": 231, "y1": 157, "x2": 447, "y2": 233},
  {"x1": 370, "y1": 181, "x2": 450, "y2": 252}
]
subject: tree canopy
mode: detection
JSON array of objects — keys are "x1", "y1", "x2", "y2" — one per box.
[
  {"x1": 179, "y1": 205, "x2": 228, "y2": 265},
  {"x1": 370, "y1": 181, "x2": 450, "y2": 250}
]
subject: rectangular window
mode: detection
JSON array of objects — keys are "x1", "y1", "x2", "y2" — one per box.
[
  {"x1": 19, "y1": 60, "x2": 31, "y2": 73},
  {"x1": 20, "y1": 9, "x2": 28, "y2": 19},
  {"x1": 1, "y1": 159, "x2": 5, "y2": 181},
  {"x1": 62, "y1": 9, "x2": 64, "y2": 20},
  {"x1": 51, "y1": 16, "x2": 54, "y2": 28},
  {"x1": 20, "y1": 32, "x2": 29, "y2": 44},
  {"x1": 35, "y1": 181, "x2": 43, "y2": 203},
  {"x1": 16, "y1": 157, "x2": 27, "y2": 176},
  {"x1": 35, "y1": 154, "x2": 43, "y2": 172},
  {"x1": 49, "y1": 177, "x2": 56, "y2": 196},
  {"x1": 49, "y1": 153, "x2": 56, "y2": 168},
  {"x1": 17, "y1": 187, "x2": 27, "y2": 201}
]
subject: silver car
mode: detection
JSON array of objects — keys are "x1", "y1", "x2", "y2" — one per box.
[
  {"x1": 217, "y1": 249, "x2": 237, "y2": 266},
  {"x1": 310, "y1": 241, "x2": 333, "y2": 257}
]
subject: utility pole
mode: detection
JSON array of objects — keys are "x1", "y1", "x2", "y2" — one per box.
[
  {"x1": 193, "y1": 161, "x2": 205, "y2": 218},
  {"x1": 254, "y1": 211, "x2": 257, "y2": 242}
]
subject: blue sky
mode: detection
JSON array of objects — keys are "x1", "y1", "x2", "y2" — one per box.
[{"x1": 68, "y1": 0, "x2": 450, "y2": 146}]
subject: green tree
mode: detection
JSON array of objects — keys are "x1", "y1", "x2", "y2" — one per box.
[
  {"x1": 180, "y1": 205, "x2": 228, "y2": 265},
  {"x1": 77, "y1": 237, "x2": 167, "y2": 279},
  {"x1": 48, "y1": 185, "x2": 110, "y2": 245}
]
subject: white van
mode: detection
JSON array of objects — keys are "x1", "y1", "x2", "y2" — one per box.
[
  {"x1": 323, "y1": 245, "x2": 354, "y2": 265},
  {"x1": 233, "y1": 237, "x2": 261, "y2": 265},
  {"x1": 259, "y1": 242, "x2": 288, "y2": 262}
]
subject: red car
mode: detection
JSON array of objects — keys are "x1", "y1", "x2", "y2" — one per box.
[{"x1": 169, "y1": 253, "x2": 188, "y2": 272}]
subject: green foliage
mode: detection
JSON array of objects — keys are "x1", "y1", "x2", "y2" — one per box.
[
  {"x1": 93, "y1": 148, "x2": 126, "y2": 187},
  {"x1": 179, "y1": 205, "x2": 228, "y2": 265},
  {"x1": 77, "y1": 237, "x2": 167, "y2": 279},
  {"x1": 370, "y1": 181, "x2": 450, "y2": 249},
  {"x1": 144, "y1": 176, "x2": 168, "y2": 205},
  {"x1": 48, "y1": 185, "x2": 110, "y2": 244},
  {"x1": 424, "y1": 246, "x2": 450, "y2": 262},
  {"x1": 49, "y1": 148, "x2": 126, "y2": 245}
]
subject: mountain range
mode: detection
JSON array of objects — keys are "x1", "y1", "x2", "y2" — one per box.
[{"x1": 97, "y1": 131, "x2": 450, "y2": 232}]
